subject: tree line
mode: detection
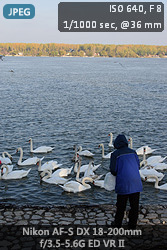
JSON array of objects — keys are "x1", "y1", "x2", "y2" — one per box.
[{"x1": 0, "y1": 43, "x2": 167, "y2": 58}]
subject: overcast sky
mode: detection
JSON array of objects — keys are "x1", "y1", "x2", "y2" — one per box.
[{"x1": 0, "y1": 0, "x2": 166, "y2": 45}]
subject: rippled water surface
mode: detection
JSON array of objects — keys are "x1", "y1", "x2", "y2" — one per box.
[{"x1": 0, "y1": 57, "x2": 167, "y2": 206}]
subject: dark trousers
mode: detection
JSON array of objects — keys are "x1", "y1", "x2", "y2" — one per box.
[{"x1": 114, "y1": 192, "x2": 140, "y2": 229}]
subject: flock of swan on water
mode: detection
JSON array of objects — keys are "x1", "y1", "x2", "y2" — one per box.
[{"x1": 0, "y1": 134, "x2": 167, "y2": 193}]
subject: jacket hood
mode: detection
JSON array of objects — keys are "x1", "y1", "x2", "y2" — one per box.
[{"x1": 114, "y1": 134, "x2": 128, "y2": 149}]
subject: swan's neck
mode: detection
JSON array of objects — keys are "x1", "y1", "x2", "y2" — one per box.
[
  {"x1": 147, "y1": 175, "x2": 159, "y2": 188},
  {"x1": 101, "y1": 144, "x2": 105, "y2": 157},
  {"x1": 110, "y1": 134, "x2": 113, "y2": 144},
  {"x1": 38, "y1": 160, "x2": 42, "y2": 171},
  {"x1": 82, "y1": 177, "x2": 92, "y2": 187},
  {"x1": 76, "y1": 160, "x2": 81, "y2": 181},
  {"x1": 87, "y1": 161, "x2": 93, "y2": 176},
  {"x1": 30, "y1": 139, "x2": 33, "y2": 152},
  {"x1": 42, "y1": 171, "x2": 51, "y2": 180},
  {"x1": 74, "y1": 161, "x2": 78, "y2": 173},
  {"x1": 129, "y1": 138, "x2": 133, "y2": 149},
  {"x1": 2, "y1": 165, "x2": 9, "y2": 178},
  {"x1": 2, "y1": 152, "x2": 7, "y2": 158},
  {"x1": 78, "y1": 146, "x2": 82, "y2": 152},
  {"x1": 18, "y1": 148, "x2": 23, "y2": 163}
]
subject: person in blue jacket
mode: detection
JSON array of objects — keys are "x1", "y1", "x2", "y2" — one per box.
[{"x1": 110, "y1": 134, "x2": 142, "y2": 229}]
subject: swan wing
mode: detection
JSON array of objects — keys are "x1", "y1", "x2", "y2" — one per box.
[
  {"x1": 3, "y1": 169, "x2": 31, "y2": 179},
  {"x1": 0, "y1": 157, "x2": 12, "y2": 165},
  {"x1": 79, "y1": 150, "x2": 94, "y2": 157},
  {"x1": 32, "y1": 146, "x2": 54, "y2": 153},
  {"x1": 92, "y1": 164, "x2": 101, "y2": 171},
  {"x1": 18, "y1": 157, "x2": 38, "y2": 166}
]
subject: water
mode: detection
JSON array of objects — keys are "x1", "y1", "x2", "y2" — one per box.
[{"x1": 0, "y1": 56, "x2": 167, "y2": 206}]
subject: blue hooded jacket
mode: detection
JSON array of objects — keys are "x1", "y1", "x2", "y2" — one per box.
[{"x1": 110, "y1": 134, "x2": 142, "y2": 195}]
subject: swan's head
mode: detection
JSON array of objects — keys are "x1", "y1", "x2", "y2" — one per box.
[
  {"x1": 98, "y1": 144, "x2": 103, "y2": 148},
  {"x1": 108, "y1": 132, "x2": 113, "y2": 136},
  {"x1": 36, "y1": 160, "x2": 40, "y2": 166},
  {"x1": 28, "y1": 138, "x2": 32, "y2": 143}
]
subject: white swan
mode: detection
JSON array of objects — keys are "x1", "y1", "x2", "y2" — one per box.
[
  {"x1": 94, "y1": 172, "x2": 116, "y2": 191},
  {"x1": 0, "y1": 152, "x2": 12, "y2": 165},
  {"x1": 51, "y1": 166, "x2": 73, "y2": 178},
  {"x1": 59, "y1": 176, "x2": 93, "y2": 193},
  {"x1": 29, "y1": 138, "x2": 54, "y2": 153},
  {"x1": 108, "y1": 132, "x2": 114, "y2": 147},
  {"x1": 145, "y1": 175, "x2": 167, "y2": 190},
  {"x1": 98, "y1": 144, "x2": 112, "y2": 159},
  {"x1": 78, "y1": 146, "x2": 94, "y2": 157},
  {"x1": 1, "y1": 165, "x2": 31, "y2": 180},
  {"x1": 16, "y1": 147, "x2": 43, "y2": 166},
  {"x1": 40, "y1": 170, "x2": 71, "y2": 185},
  {"x1": 128, "y1": 137, "x2": 156, "y2": 155},
  {"x1": 74, "y1": 159, "x2": 101, "y2": 173},
  {"x1": 75, "y1": 159, "x2": 103, "y2": 182},
  {"x1": 139, "y1": 167, "x2": 164, "y2": 183},
  {"x1": 140, "y1": 147, "x2": 167, "y2": 170},
  {"x1": 37, "y1": 159, "x2": 62, "y2": 172},
  {"x1": 1, "y1": 164, "x2": 13, "y2": 174}
]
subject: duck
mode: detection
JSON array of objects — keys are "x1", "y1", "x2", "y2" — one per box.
[
  {"x1": 139, "y1": 168, "x2": 164, "y2": 183},
  {"x1": 29, "y1": 138, "x2": 54, "y2": 153},
  {"x1": 40, "y1": 170, "x2": 71, "y2": 185},
  {"x1": 98, "y1": 144, "x2": 112, "y2": 159},
  {"x1": 16, "y1": 147, "x2": 43, "y2": 166},
  {"x1": 145, "y1": 175, "x2": 167, "y2": 190},
  {"x1": 36, "y1": 159, "x2": 62, "y2": 172},
  {"x1": 108, "y1": 132, "x2": 114, "y2": 147},
  {"x1": 93, "y1": 172, "x2": 116, "y2": 191},
  {"x1": 78, "y1": 146, "x2": 94, "y2": 157},
  {"x1": 0, "y1": 152, "x2": 12, "y2": 165},
  {"x1": 1, "y1": 165, "x2": 31, "y2": 180},
  {"x1": 128, "y1": 137, "x2": 156, "y2": 155}
]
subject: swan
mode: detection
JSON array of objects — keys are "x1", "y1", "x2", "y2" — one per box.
[
  {"x1": 128, "y1": 137, "x2": 156, "y2": 155},
  {"x1": 74, "y1": 159, "x2": 101, "y2": 173},
  {"x1": 1, "y1": 165, "x2": 31, "y2": 180},
  {"x1": 29, "y1": 138, "x2": 54, "y2": 153},
  {"x1": 108, "y1": 132, "x2": 114, "y2": 147},
  {"x1": 37, "y1": 159, "x2": 62, "y2": 172},
  {"x1": 146, "y1": 155, "x2": 167, "y2": 165},
  {"x1": 139, "y1": 168, "x2": 164, "y2": 182},
  {"x1": 78, "y1": 146, "x2": 94, "y2": 157},
  {"x1": 72, "y1": 145, "x2": 78, "y2": 162},
  {"x1": 0, "y1": 152, "x2": 12, "y2": 165},
  {"x1": 140, "y1": 147, "x2": 167, "y2": 170},
  {"x1": 145, "y1": 175, "x2": 167, "y2": 190},
  {"x1": 93, "y1": 172, "x2": 116, "y2": 191},
  {"x1": 98, "y1": 144, "x2": 112, "y2": 159},
  {"x1": 51, "y1": 166, "x2": 73, "y2": 178},
  {"x1": 59, "y1": 176, "x2": 93, "y2": 193},
  {"x1": 16, "y1": 147, "x2": 44, "y2": 166},
  {"x1": 40, "y1": 170, "x2": 71, "y2": 185},
  {"x1": 1, "y1": 164, "x2": 13, "y2": 174},
  {"x1": 76, "y1": 159, "x2": 103, "y2": 182}
]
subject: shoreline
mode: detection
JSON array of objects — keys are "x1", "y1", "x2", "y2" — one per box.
[
  {"x1": 1, "y1": 203, "x2": 167, "y2": 226},
  {"x1": 4, "y1": 55, "x2": 167, "y2": 59},
  {"x1": 1, "y1": 204, "x2": 167, "y2": 249}
]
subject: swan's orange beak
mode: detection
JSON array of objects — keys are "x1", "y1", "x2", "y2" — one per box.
[
  {"x1": 108, "y1": 134, "x2": 110, "y2": 136},
  {"x1": 37, "y1": 162, "x2": 39, "y2": 166},
  {"x1": 0, "y1": 160, "x2": 1, "y2": 165}
]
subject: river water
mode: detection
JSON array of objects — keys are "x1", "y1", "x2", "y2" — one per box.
[{"x1": 0, "y1": 56, "x2": 167, "y2": 206}]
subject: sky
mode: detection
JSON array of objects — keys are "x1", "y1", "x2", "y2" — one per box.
[{"x1": 0, "y1": 0, "x2": 166, "y2": 45}]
